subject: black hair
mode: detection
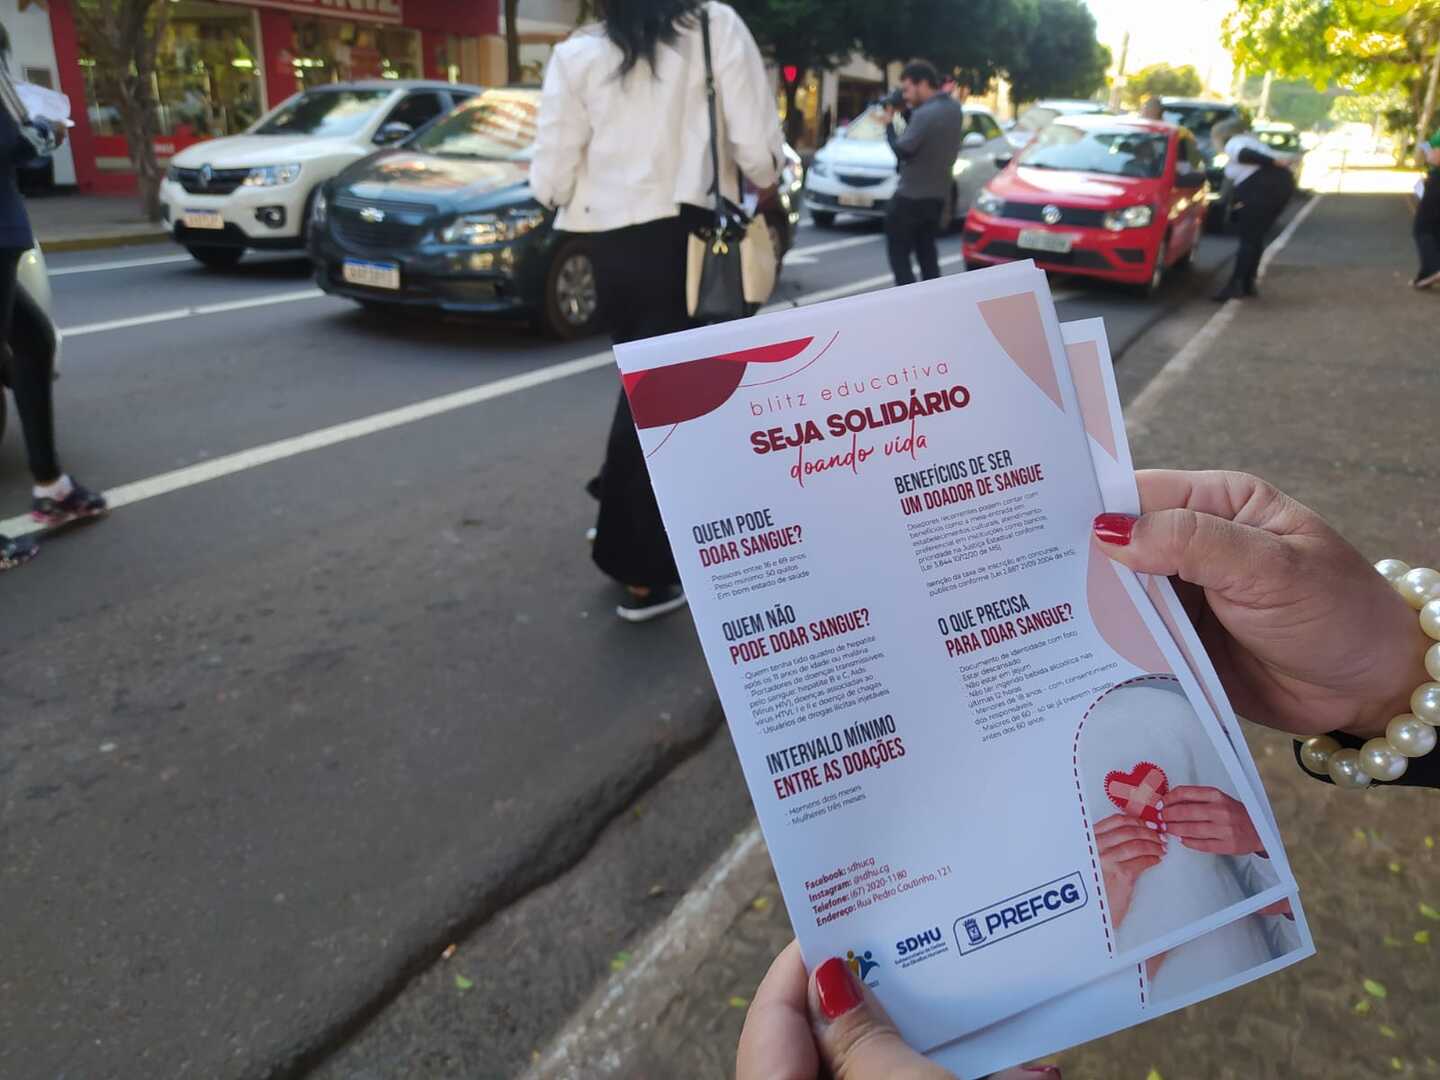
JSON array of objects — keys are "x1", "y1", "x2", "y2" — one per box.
[
  {"x1": 599, "y1": 0, "x2": 703, "y2": 77},
  {"x1": 900, "y1": 60, "x2": 941, "y2": 89}
]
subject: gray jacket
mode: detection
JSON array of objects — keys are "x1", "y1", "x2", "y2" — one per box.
[{"x1": 886, "y1": 94, "x2": 965, "y2": 201}]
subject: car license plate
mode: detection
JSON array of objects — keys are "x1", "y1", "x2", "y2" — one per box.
[
  {"x1": 837, "y1": 193, "x2": 874, "y2": 208},
  {"x1": 182, "y1": 210, "x2": 224, "y2": 230},
  {"x1": 1017, "y1": 229, "x2": 1074, "y2": 254},
  {"x1": 342, "y1": 259, "x2": 401, "y2": 290}
]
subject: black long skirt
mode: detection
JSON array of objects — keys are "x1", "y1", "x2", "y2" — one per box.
[{"x1": 586, "y1": 210, "x2": 706, "y2": 590}]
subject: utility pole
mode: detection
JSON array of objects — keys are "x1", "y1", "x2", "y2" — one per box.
[
  {"x1": 1109, "y1": 31, "x2": 1130, "y2": 111},
  {"x1": 1258, "y1": 70, "x2": 1274, "y2": 121}
]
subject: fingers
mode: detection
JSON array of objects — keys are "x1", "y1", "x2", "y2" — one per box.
[
  {"x1": 1162, "y1": 817, "x2": 1226, "y2": 840},
  {"x1": 736, "y1": 941, "x2": 819, "y2": 1080},
  {"x1": 1100, "y1": 838, "x2": 1167, "y2": 865},
  {"x1": 1174, "y1": 837, "x2": 1232, "y2": 854},
  {"x1": 1093, "y1": 812, "x2": 1146, "y2": 835},
  {"x1": 1164, "y1": 785, "x2": 1224, "y2": 805},
  {"x1": 808, "y1": 957, "x2": 950, "y2": 1080},
  {"x1": 1095, "y1": 816, "x2": 1166, "y2": 851}
]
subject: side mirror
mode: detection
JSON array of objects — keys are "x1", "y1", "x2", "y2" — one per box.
[
  {"x1": 374, "y1": 121, "x2": 414, "y2": 145},
  {"x1": 962, "y1": 131, "x2": 986, "y2": 149},
  {"x1": 992, "y1": 152, "x2": 1014, "y2": 170}
]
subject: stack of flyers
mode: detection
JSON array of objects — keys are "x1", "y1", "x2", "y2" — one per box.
[{"x1": 611, "y1": 262, "x2": 1312, "y2": 1077}]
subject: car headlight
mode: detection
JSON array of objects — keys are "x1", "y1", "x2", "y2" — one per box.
[
  {"x1": 1102, "y1": 204, "x2": 1154, "y2": 231},
  {"x1": 242, "y1": 163, "x2": 303, "y2": 187},
  {"x1": 1211, "y1": 152, "x2": 1230, "y2": 169},
  {"x1": 439, "y1": 208, "x2": 547, "y2": 246},
  {"x1": 809, "y1": 160, "x2": 831, "y2": 179},
  {"x1": 975, "y1": 190, "x2": 1003, "y2": 216},
  {"x1": 311, "y1": 187, "x2": 328, "y2": 225}
]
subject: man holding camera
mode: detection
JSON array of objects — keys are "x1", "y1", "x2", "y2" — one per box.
[{"x1": 882, "y1": 60, "x2": 965, "y2": 286}]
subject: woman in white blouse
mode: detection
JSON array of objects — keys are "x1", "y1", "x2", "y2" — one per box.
[{"x1": 531, "y1": 0, "x2": 783, "y2": 622}]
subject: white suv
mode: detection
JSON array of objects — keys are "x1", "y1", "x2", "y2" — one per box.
[{"x1": 160, "y1": 80, "x2": 478, "y2": 269}]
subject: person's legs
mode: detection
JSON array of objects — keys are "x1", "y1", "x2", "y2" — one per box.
[
  {"x1": 913, "y1": 198, "x2": 944, "y2": 281},
  {"x1": 885, "y1": 198, "x2": 917, "y2": 286},
  {"x1": 1414, "y1": 228, "x2": 1440, "y2": 284},
  {"x1": 0, "y1": 249, "x2": 40, "y2": 569},
  {"x1": 0, "y1": 249, "x2": 56, "y2": 481}
]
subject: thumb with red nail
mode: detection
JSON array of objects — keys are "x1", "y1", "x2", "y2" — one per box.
[{"x1": 736, "y1": 940, "x2": 1061, "y2": 1079}]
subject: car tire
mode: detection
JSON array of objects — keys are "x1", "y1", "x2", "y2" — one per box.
[
  {"x1": 1135, "y1": 238, "x2": 1167, "y2": 298},
  {"x1": 810, "y1": 210, "x2": 837, "y2": 228},
  {"x1": 187, "y1": 245, "x2": 245, "y2": 270},
  {"x1": 542, "y1": 238, "x2": 602, "y2": 341}
]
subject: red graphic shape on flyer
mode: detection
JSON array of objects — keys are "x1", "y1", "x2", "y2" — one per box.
[{"x1": 1104, "y1": 762, "x2": 1168, "y2": 828}]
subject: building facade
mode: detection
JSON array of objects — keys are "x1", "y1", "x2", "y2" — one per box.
[{"x1": 35, "y1": 0, "x2": 505, "y2": 193}]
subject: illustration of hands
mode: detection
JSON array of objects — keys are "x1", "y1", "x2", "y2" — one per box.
[
  {"x1": 1161, "y1": 786, "x2": 1266, "y2": 857},
  {"x1": 1094, "y1": 813, "x2": 1166, "y2": 929}
]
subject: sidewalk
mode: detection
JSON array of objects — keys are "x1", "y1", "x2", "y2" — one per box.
[
  {"x1": 536, "y1": 192, "x2": 1440, "y2": 1079},
  {"x1": 25, "y1": 189, "x2": 167, "y2": 251}
]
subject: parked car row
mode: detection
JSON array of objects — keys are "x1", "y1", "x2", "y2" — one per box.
[{"x1": 158, "y1": 81, "x2": 803, "y2": 339}]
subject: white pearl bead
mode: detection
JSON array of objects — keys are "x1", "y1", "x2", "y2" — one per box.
[
  {"x1": 1412, "y1": 682, "x2": 1440, "y2": 725},
  {"x1": 1300, "y1": 734, "x2": 1341, "y2": 773},
  {"x1": 1422, "y1": 599, "x2": 1440, "y2": 642},
  {"x1": 1376, "y1": 558, "x2": 1412, "y2": 582},
  {"x1": 1386, "y1": 714, "x2": 1437, "y2": 757},
  {"x1": 1360, "y1": 738, "x2": 1410, "y2": 781},
  {"x1": 1328, "y1": 748, "x2": 1373, "y2": 789},
  {"x1": 1395, "y1": 567, "x2": 1440, "y2": 610},
  {"x1": 1428, "y1": 642, "x2": 1440, "y2": 683}
]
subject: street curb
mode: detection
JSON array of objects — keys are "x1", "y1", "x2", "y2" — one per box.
[
  {"x1": 520, "y1": 822, "x2": 769, "y2": 1080},
  {"x1": 37, "y1": 230, "x2": 170, "y2": 253}
]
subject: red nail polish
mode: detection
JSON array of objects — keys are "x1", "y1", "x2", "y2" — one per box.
[
  {"x1": 815, "y1": 957, "x2": 863, "y2": 1020},
  {"x1": 1093, "y1": 513, "x2": 1136, "y2": 546}
]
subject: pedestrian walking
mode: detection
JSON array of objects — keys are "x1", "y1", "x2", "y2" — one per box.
[
  {"x1": 881, "y1": 60, "x2": 965, "y2": 287},
  {"x1": 0, "y1": 22, "x2": 106, "y2": 573},
  {"x1": 530, "y1": 0, "x2": 783, "y2": 622},
  {"x1": 1210, "y1": 117, "x2": 1298, "y2": 302},
  {"x1": 1411, "y1": 130, "x2": 1440, "y2": 290}
]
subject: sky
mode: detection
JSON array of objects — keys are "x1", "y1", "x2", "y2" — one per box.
[{"x1": 1083, "y1": 0, "x2": 1238, "y2": 95}]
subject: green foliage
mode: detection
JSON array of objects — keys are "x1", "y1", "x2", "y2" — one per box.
[
  {"x1": 1244, "y1": 74, "x2": 1337, "y2": 129},
  {"x1": 846, "y1": 0, "x2": 1041, "y2": 88},
  {"x1": 728, "y1": 0, "x2": 858, "y2": 75},
  {"x1": 1006, "y1": 0, "x2": 1110, "y2": 105},
  {"x1": 1122, "y1": 63, "x2": 1206, "y2": 108}
]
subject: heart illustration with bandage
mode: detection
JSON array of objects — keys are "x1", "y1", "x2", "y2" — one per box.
[{"x1": 1104, "y1": 761, "x2": 1169, "y2": 830}]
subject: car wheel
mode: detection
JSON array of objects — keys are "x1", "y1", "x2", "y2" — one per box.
[
  {"x1": 543, "y1": 239, "x2": 602, "y2": 340},
  {"x1": 187, "y1": 245, "x2": 245, "y2": 270},
  {"x1": 1136, "y1": 238, "x2": 1167, "y2": 298},
  {"x1": 810, "y1": 210, "x2": 837, "y2": 228}
]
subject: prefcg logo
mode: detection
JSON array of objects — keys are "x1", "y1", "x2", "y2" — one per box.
[{"x1": 952, "y1": 872, "x2": 1088, "y2": 956}]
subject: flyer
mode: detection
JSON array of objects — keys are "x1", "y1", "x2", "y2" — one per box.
[
  {"x1": 612, "y1": 263, "x2": 1297, "y2": 1047},
  {"x1": 924, "y1": 321, "x2": 1313, "y2": 1078}
]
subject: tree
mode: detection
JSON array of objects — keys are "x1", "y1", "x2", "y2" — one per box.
[
  {"x1": 728, "y1": 0, "x2": 857, "y2": 145},
  {"x1": 1005, "y1": 0, "x2": 1110, "y2": 106},
  {"x1": 74, "y1": 0, "x2": 170, "y2": 221},
  {"x1": 848, "y1": 0, "x2": 1038, "y2": 90},
  {"x1": 505, "y1": 0, "x2": 521, "y2": 83},
  {"x1": 1121, "y1": 62, "x2": 1205, "y2": 109}
]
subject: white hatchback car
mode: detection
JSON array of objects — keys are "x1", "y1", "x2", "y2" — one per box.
[
  {"x1": 160, "y1": 80, "x2": 479, "y2": 269},
  {"x1": 804, "y1": 104, "x2": 1011, "y2": 229}
]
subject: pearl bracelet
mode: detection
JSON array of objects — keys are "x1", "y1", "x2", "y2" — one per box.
[{"x1": 1298, "y1": 561, "x2": 1440, "y2": 790}]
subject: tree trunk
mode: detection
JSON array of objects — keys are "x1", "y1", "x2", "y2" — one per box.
[
  {"x1": 505, "y1": 0, "x2": 522, "y2": 84},
  {"x1": 1419, "y1": 27, "x2": 1440, "y2": 163}
]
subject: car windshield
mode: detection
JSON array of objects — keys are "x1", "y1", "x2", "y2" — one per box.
[
  {"x1": 1257, "y1": 129, "x2": 1301, "y2": 153},
  {"x1": 254, "y1": 90, "x2": 390, "y2": 137},
  {"x1": 1021, "y1": 125, "x2": 1170, "y2": 178},
  {"x1": 1161, "y1": 105, "x2": 1234, "y2": 139},
  {"x1": 409, "y1": 90, "x2": 539, "y2": 160}
]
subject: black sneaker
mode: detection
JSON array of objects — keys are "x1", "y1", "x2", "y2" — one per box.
[
  {"x1": 616, "y1": 587, "x2": 688, "y2": 623},
  {"x1": 31, "y1": 480, "x2": 108, "y2": 528},
  {"x1": 0, "y1": 533, "x2": 38, "y2": 572},
  {"x1": 1211, "y1": 284, "x2": 1241, "y2": 302}
]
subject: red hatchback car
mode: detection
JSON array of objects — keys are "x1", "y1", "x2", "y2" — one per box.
[{"x1": 963, "y1": 116, "x2": 1209, "y2": 294}]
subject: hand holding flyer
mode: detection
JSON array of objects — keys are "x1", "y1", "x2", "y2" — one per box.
[{"x1": 612, "y1": 262, "x2": 1306, "y2": 1067}]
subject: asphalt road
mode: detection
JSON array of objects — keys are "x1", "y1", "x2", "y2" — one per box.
[{"x1": 0, "y1": 215, "x2": 1245, "y2": 1078}]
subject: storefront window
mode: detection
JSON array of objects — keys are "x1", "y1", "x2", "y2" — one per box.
[
  {"x1": 78, "y1": 0, "x2": 262, "y2": 141},
  {"x1": 289, "y1": 19, "x2": 421, "y2": 89}
]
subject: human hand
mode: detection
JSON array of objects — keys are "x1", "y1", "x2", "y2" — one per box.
[
  {"x1": 1094, "y1": 470, "x2": 1432, "y2": 739},
  {"x1": 735, "y1": 940, "x2": 1061, "y2": 1080},
  {"x1": 47, "y1": 119, "x2": 67, "y2": 147},
  {"x1": 1094, "y1": 813, "x2": 1165, "y2": 928},
  {"x1": 1162, "y1": 786, "x2": 1265, "y2": 856}
]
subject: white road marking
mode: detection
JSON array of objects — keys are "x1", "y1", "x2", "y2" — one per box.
[
  {"x1": 787, "y1": 233, "x2": 883, "y2": 257},
  {"x1": 59, "y1": 288, "x2": 327, "y2": 337},
  {"x1": 49, "y1": 254, "x2": 193, "y2": 277},
  {"x1": 1126, "y1": 194, "x2": 1323, "y2": 432},
  {"x1": 3, "y1": 262, "x2": 939, "y2": 538}
]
